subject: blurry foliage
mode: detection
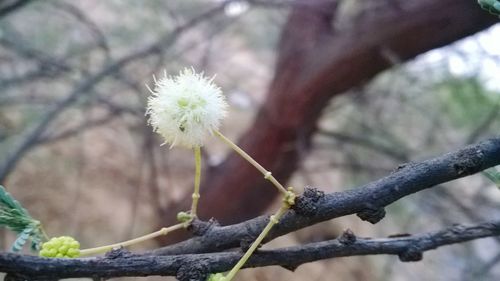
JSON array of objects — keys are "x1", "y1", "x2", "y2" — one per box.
[
  {"x1": 483, "y1": 166, "x2": 500, "y2": 188},
  {"x1": 313, "y1": 60, "x2": 500, "y2": 246},
  {"x1": 435, "y1": 76, "x2": 499, "y2": 130},
  {"x1": 319, "y1": 67, "x2": 500, "y2": 188},
  {"x1": 0, "y1": 185, "x2": 45, "y2": 252}
]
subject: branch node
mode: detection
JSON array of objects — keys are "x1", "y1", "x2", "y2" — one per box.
[
  {"x1": 188, "y1": 218, "x2": 220, "y2": 236},
  {"x1": 303, "y1": 187, "x2": 325, "y2": 201},
  {"x1": 338, "y1": 228, "x2": 357, "y2": 245},
  {"x1": 176, "y1": 261, "x2": 209, "y2": 281},
  {"x1": 398, "y1": 245, "x2": 423, "y2": 262},
  {"x1": 393, "y1": 162, "x2": 415, "y2": 172},
  {"x1": 104, "y1": 247, "x2": 135, "y2": 259},
  {"x1": 356, "y1": 206, "x2": 386, "y2": 224},
  {"x1": 292, "y1": 187, "x2": 324, "y2": 216},
  {"x1": 452, "y1": 147, "x2": 484, "y2": 175}
]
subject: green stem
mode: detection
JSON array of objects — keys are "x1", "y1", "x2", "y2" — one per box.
[
  {"x1": 223, "y1": 204, "x2": 290, "y2": 281},
  {"x1": 38, "y1": 224, "x2": 50, "y2": 241},
  {"x1": 214, "y1": 131, "x2": 288, "y2": 195},
  {"x1": 79, "y1": 223, "x2": 185, "y2": 256},
  {"x1": 190, "y1": 146, "x2": 202, "y2": 217}
]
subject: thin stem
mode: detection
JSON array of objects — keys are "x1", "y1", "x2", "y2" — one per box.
[
  {"x1": 190, "y1": 146, "x2": 202, "y2": 217},
  {"x1": 39, "y1": 224, "x2": 50, "y2": 241},
  {"x1": 223, "y1": 204, "x2": 290, "y2": 281},
  {"x1": 79, "y1": 223, "x2": 185, "y2": 256},
  {"x1": 214, "y1": 130, "x2": 288, "y2": 195}
]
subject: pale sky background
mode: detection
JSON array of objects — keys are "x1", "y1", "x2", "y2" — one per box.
[{"x1": 423, "y1": 24, "x2": 500, "y2": 91}]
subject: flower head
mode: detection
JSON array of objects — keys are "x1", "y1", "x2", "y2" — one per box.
[
  {"x1": 39, "y1": 236, "x2": 80, "y2": 258},
  {"x1": 146, "y1": 68, "x2": 228, "y2": 148}
]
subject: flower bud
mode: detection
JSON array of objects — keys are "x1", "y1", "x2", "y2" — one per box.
[{"x1": 39, "y1": 236, "x2": 80, "y2": 258}]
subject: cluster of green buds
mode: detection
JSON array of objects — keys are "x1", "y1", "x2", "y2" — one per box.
[{"x1": 39, "y1": 236, "x2": 80, "y2": 258}]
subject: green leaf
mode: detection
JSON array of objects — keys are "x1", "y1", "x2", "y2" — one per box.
[
  {"x1": 0, "y1": 186, "x2": 47, "y2": 252},
  {"x1": 31, "y1": 236, "x2": 42, "y2": 251},
  {"x1": 0, "y1": 185, "x2": 36, "y2": 233},
  {"x1": 478, "y1": 0, "x2": 500, "y2": 16},
  {"x1": 11, "y1": 227, "x2": 33, "y2": 252},
  {"x1": 482, "y1": 166, "x2": 500, "y2": 188}
]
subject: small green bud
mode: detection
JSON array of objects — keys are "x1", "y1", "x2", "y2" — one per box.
[
  {"x1": 284, "y1": 187, "x2": 296, "y2": 206},
  {"x1": 176, "y1": 211, "x2": 193, "y2": 223},
  {"x1": 39, "y1": 249, "x2": 50, "y2": 257},
  {"x1": 70, "y1": 240, "x2": 80, "y2": 249},
  {"x1": 58, "y1": 245, "x2": 69, "y2": 254},
  {"x1": 207, "y1": 273, "x2": 225, "y2": 281},
  {"x1": 67, "y1": 248, "x2": 80, "y2": 258},
  {"x1": 48, "y1": 248, "x2": 57, "y2": 257}
]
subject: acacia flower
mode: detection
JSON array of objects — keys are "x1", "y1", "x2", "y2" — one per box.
[{"x1": 146, "y1": 68, "x2": 228, "y2": 148}]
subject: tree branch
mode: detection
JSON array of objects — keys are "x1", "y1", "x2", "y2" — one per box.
[
  {"x1": 153, "y1": 136, "x2": 500, "y2": 255},
  {"x1": 0, "y1": 220, "x2": 498, "y2": 279}
]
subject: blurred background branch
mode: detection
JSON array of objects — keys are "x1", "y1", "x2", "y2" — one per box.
[{"x1": 0, "y1": 0, "x2": 37, "y2": 18}]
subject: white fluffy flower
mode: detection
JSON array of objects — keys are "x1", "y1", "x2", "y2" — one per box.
[{"x1": 146, "y1": 68, "x2": 228, "y2": 148}]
